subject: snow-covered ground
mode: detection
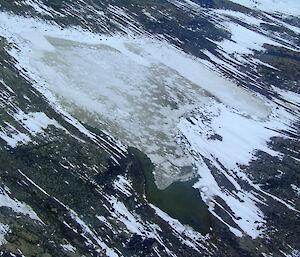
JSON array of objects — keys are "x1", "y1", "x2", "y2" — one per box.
[
  {"x1": 0, "y1": 185, "x2": 43, "y2": 223},
  {"x1": 229, "y1": 0, "x2": 300, "y2": 16},
  {"x1": 0, "y1": 222, "x2": 9, "y2": 246},
  {"x1": 0, "y1": 12, "x2": 298, "y2": 238},
  {"x1": 0, "y1": 111, "x2": 64, "y2": 147}
]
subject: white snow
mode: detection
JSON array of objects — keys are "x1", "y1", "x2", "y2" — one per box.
[
  {"x1": 215, "y1": 9, "x2": 263, "y2": 26},
  {"x1": 17, "y1": 0, "x2": 60, "y2": 17},
  {"x1": 113, "y1": 175, "x2": 132, "y2": 197},
  {"x1": 96, "y1": 215, "x2": 108, "y2": 223},
  {"x1": 150, "y1": 204, "x2": 211, "y2": 253},
  {"x1": 262, "y1": 13, "x2": 300, "y2": 35},
  {"x1": 107, "y1": 196, "x2": 178, "y2": 255},
  {"x1": 251, "y1": 181, "x2": 299, "y2": 212},
  {"x1": 109, "y1": 197, "x2": 146, "y2": 235},
  {"x1": 218, "y1": 21, "x2": 280, "y2": 55},
  {"x1": 61, "y1": 243, "x2": 76, "y2": 253},
  {"x1": 271, "y1": 86, "x2": 300, "y2": 111},
  {"x1": 178, "y1": 100, "x2": 296, "y2": 238},
  {"x1": 69, "y1": 209, "x2": 119, "y2": 257},
  {"x1": 191, "y1": 162, "x2": 265, "y2": 238},
  {"x1": 0, "y1": 186, "x2": 43, "y2": 223},
  {"x1": 18, "y1": 170, "x2": 50, "y2": 198},
  {"x1": 291, "y1": 184, "x2": 300, "y2": 196},
  {"x1": 229, "y1": 0, "x2": 300, "y2": 16},
  {"x1": 16, "y1": 111, "x2": 63, "y2": 135},
  {"x1": 24, "y1": 0, "x2": 52, "y2": 16},
  {"x1": 178, "y1": 102, "x2": 281, "y2": 172},
  {"x1": 0, "y1": 110, "x2": 64, "y2": 148},
  {"x1": 0, "y1": 127, "x2": 31, "y2": 148},
  {"x1": 142, "y1": 9, "x2": 160, "y2": 23},
  {"x1": 0, "y1": 223, "x2": 9, "y2": 246},
  {"x1": 0, "y1": 79, "x2": 15, "y2": 94}
]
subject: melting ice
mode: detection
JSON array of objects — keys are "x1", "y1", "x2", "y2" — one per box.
[{"x1": 26, "y1": 34, "x2": 271, "y2": 188}]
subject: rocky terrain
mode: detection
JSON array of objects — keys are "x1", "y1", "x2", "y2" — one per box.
[{"x1": 0, "y1": 0, "x2": 299, "y2": 256}]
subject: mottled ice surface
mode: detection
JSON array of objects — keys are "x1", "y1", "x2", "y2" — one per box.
[{"x1": 22, "y1": 34, "x2": 272, "y2": 188}]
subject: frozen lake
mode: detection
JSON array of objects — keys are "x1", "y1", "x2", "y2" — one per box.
[{"x1": 27, "y1": 35, "x2": 270, "y2": 189}]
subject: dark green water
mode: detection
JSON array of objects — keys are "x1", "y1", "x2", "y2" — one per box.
[{"x1": 129, "y1": 147, "x2": 210, "y2": 234}]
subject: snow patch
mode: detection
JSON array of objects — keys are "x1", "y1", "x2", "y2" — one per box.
[
  {"x1": 69, "y1": 209, "x2": 118, "y2": 256},
  {"x1": 0, "y1": 186, "x2": 43, "y2": 223},
  {"x1": 61, "y1": 243, "x2": 76, "y2": 253},
  {"x1": 219, "y1": 21, "x2": 279, "y2": 55},
  {"x1": 0, "y1": 127, "x2": 31, "y2": 148},
  {"x1": 0, "y1": 110, "x2": 64, "y2": 148},
  {"x1": 291, "y1": 184, "x2": 300, "y2": 196},
  {"x1": 178, "y1": 101, "x2": 293, "y2": 238},
  {"x1": 0, "y1": 223, "x2": 9, "y2": 246},
  {"x1": 215, "y1": 9, "x2": 263, "y2": 26},
  {"x1": 178, "y1": 102, "x2": 281, "y2": 171},
  {"x1": 150, "y1": 204, "x2": 211, "y2": 253},
  {"x1": 19, "y1": 0, "x2": 56, "y2": 17},
  {"x1": 15, "y1": 111, "x2": 64, "y2": 135},
  {"x1": 113, "y1": 175, "x2": 132, "y2": 197},
  {"x1": 229, "y1": 0, "x2": 300, "y2": 16},
  {"x1": 109, "y1": 196, "x2": 148, "y2": 236}
]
